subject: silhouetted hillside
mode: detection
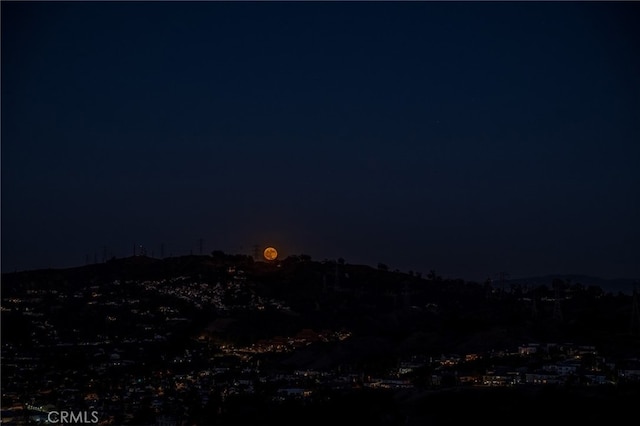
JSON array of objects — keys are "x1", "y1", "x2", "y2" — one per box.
[{"x1": 3, "y1": 252, "x2": 639, "y2": 358}]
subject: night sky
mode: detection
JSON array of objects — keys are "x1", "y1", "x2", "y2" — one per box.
[{"x1": 2, "y1": 1, "x2": 639, "y2": 283}]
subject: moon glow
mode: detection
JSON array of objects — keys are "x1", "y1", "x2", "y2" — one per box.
[{"x1": 263, "y1": 247, "x2": 278, "y2": 261}]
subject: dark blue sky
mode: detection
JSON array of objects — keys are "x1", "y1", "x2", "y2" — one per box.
[{"x1": 2, "y1": 1, "x2": 639, "y2": 282}]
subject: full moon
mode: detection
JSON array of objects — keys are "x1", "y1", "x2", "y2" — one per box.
[{"x1": 263, "y1": 247, "x2": 278, "y2": 261}]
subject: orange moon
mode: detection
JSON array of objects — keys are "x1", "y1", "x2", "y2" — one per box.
[{"x1": 263, "y1": 247, "x2": 278, "y2": 261}]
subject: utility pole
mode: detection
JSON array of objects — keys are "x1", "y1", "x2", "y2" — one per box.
[
  {"x1": 498, "y1": 272, "x2": 509, "y2": 298},
  {"x1": 631, "y1": 284, "x2": 640, "y2": 336},
  {"x1": 553, "y1": 283, "x2": 563, "y2": 322}
]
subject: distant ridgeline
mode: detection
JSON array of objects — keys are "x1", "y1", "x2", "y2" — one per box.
[
  {"x1": 2, "y1": 254, "x2": 637, "y2": 297},
  {"x1": 500, "y1": 274, "x2": 639, "y2": 296}
]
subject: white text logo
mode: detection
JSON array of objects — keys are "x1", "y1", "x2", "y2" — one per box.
[{"x1": 47, "y1": 411, "x2": 99, "y2": 424}]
